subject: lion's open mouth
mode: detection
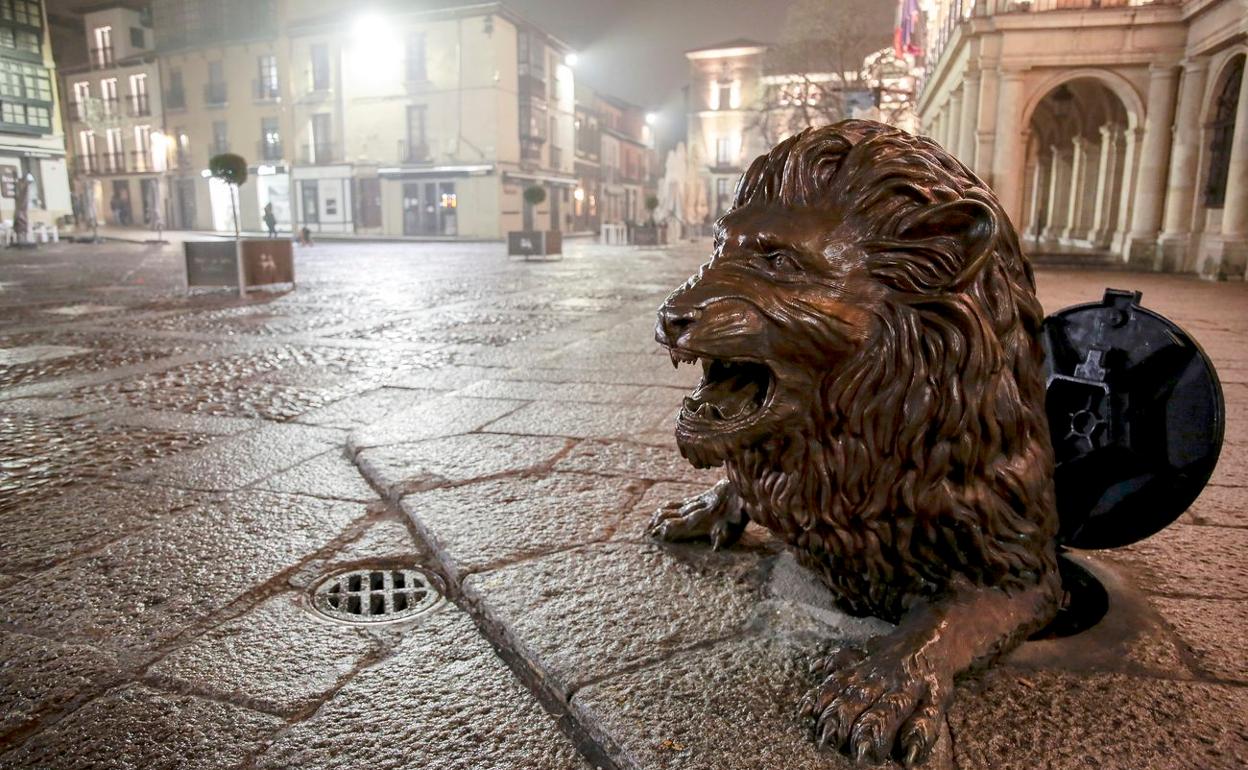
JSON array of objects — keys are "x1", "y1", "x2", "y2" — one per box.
[{"x1": 669, "y1": 348, "x2": 773, "y2": 429}]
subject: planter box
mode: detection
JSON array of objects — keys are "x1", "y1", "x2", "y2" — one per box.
[
  {"x1": 184, "y1": 239, "x2": 295, "y2": 295},
  {"x1": 508, "y1": 230, "x2": 563, "y2": 259},
  {"x1": 632, "y1": 224, "x2": 667, "y2": 246}
]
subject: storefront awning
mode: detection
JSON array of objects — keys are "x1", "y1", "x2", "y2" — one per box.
[
  {"x1": 378, "y1": 164, "x2": 495, "y2": 178},
  {"x1": 502, "y1": 171, "x2": 579, "y2": 188}
]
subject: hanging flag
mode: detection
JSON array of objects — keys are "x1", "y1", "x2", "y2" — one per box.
[{"x1": 894, "y1": 0, "x2": 922, "y2": 58}]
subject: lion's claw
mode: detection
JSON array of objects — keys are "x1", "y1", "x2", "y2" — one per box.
[
  {"x1": 802, "y1": 646, "x2": 947, "y2": 767},
  {"x1": 647, "y1": 480, "x2": 747, "y2": 548}
]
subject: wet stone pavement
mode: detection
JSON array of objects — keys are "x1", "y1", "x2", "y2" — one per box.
[{"x1": 0, "y1": 238, "x2": 1245, "y2": 770}]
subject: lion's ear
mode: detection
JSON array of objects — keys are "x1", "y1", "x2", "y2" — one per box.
[{"x1": 896, "y1": 199, "x2": 998, "y2": 290}]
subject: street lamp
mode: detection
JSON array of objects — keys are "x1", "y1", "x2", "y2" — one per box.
[
  {"x1": 565, "y1": 52, "x2": 579, "y2": 67},
  {"x1": 645, "y1": 112, "x2": 658, "y2": 126}
]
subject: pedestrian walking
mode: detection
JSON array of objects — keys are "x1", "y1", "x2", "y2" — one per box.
[
  {"x1": 263, "y1": 203, "x2": 277, "y2": 239},
  {"x1": 298, "y1": 225, "x2": 313, "y2": 246}
]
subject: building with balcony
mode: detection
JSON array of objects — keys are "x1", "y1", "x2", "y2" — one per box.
[
  {"x1": 280, "y1": 0, "x2": 585, "y2": 238},
  {"x1": 151, "y1": 0, "x2": 291, "y2": 234},
  {"x1": 918, "y1": 0, "x2": 1248, "y2": 278},
  {"x1": 61, "y1": 4, "x2": 162, "y2": 227},
  {"x1": 597, "y1": 93, "x2": 657, "y2": 226},
  {"x1": 0, "y1": 0, "x2": 70, "y2": 231},
  {"x1": 683, "y1": 34, "x2": 900, "y2": 222}
]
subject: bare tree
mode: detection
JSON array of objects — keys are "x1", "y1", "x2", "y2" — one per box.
[{"x1": 749, "y1": 0, "x2": 895, "y2": 145}]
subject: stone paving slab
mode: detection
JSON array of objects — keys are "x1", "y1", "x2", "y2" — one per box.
[
  {"x1": 0, "y1": 683, "x2": 283, "y2": 770},
  {"x1": 1150, "y1": 596, "x2": 1248, "y2": 682},
  {"x1": 947, "y1": 668, "x2": 1248, "y2": 770},
  {"x1": 351, "y1": 394, "x2": 526, "y2": 449},
  {"x1": 294, "y1": 386, "x2": 447, "y2": 429},
  {"x1": 0, "y1": 491, "x2": 367, "y2": 657},
  {"x1": 553, "y1": 439, "x2": 720, "y2": 485},
  {"x1": 483, "y1": 401, "x2": 675, "y2": 440},
  {"x1": 255, "y1": 603, "x2": 592, "y2": 770},
  {"x1": 403, "y1": 474, "x2": 644, "y2": 578},
  {"x1": 0, "y1": 482, "x2": 198, "y2": 574},
  {"x1": 255, "y1": 448, "x2": 378, "y2": 501},
  {"x1": 462, "y1": 543, "x2": 764, "y2": 694},
  {"x1": 147, "y1": 591, "x2": 381, "y2": 715},
  {"x1": 127, "y1": 422, "x2": 343, "y2": 491},
  {"x1": 0, "y1": 630, "x2": 123, "y2": 739},
  {"x1": 1109, "y1": 523, "x2": 1248, "y2": 599},
  {"x1": 355, "y1": 433, "x2": 571, "y2": 496}
]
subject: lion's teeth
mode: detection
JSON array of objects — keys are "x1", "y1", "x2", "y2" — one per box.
[{"x1": 670, "y1": 349, "x2": 679, "y2": 369}]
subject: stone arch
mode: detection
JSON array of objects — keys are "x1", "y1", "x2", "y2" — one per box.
[
  {"x1": 1021, "y1": 76, "x2": 1134, "y2": 253},
  {"x1": 1201, "y1": 52, "x2": 1245, "y2": 211},
  {"x1": 1022, "y1": 68, "x2": 1145, "y2": 133}
]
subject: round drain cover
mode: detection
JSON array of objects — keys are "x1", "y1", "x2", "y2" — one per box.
[
  {"x1": 311, "y1": 567, "x2": 440, "y2": 624},
  {"x1": 1042, "y1": 288, "x2": 1224, "y2": 549}
]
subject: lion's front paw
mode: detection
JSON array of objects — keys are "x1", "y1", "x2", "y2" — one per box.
[
  {"x1": 646, "y1": 480, "x2": 747, "y2": 550},
  {"x1": 798, "y1": 645, "x2": 948, "y2": 767}
]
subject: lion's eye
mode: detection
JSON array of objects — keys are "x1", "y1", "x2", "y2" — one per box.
[{"x1": 764, "y1": 251, "x2": 798, "y2": 271}]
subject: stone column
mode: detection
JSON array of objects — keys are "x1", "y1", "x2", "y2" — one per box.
[
  {"x1": 992, "y1": 70, "x2": 1027, "y2": 226},
  {"x1": 1090, "y1": 124, "x2": 1122, "y2": 248},
  {"x1": 1077, "y1": 135, "x2": 1102, "y2": 242},
  {"x1": 1221, "y1": 77, "x2": 1248, "y2": 236},
  {"x1": 1062, "y1": 136, "x2": 1091, "y2": 241},
  {"x1": 1158, "y1": 58, "x2": 1210, "y2": 268},
  {"x1": 976, "y1": 67, "x2": 1000, "y2": 183},
  {"x1": 1043, "y1": 145, "x2": 1072, "y2": 242},
  {"x1": 1113, "y1": 127, "x2": 1144, "y2": 255},
  {"x1": 1025, "y1": 147, "x2": 1051, "y2": 242},
  {"x1": 948, "y1": 88, "x2": 964, "y2": 158},
  {"x1": 1126, "y1": 63, "x2": 1180, "y2": 266},
  {"x1": 960, "y1": 68, "x2": 981, "y2": 167}
]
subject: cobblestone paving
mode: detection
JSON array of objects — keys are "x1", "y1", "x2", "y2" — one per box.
[{"x1": 0, "y1": 238, "x2": 1243, "y2": 770}]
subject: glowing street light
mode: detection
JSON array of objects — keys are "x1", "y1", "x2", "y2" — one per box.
[
  {"x1": 645, "y1": 112, "x2": 659, "y2": 126},
  {"x1": 565, "y1": 52, "x2": 579, "y2": 67}
]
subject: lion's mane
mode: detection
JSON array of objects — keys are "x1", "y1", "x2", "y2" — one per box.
[{"x1": 722, "y1": 121, "x2": 1058, "y2": 620}]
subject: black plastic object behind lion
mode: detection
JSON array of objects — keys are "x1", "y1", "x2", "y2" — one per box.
[{"x1": 1042, "y1": 288, "x2": 1224, "y2": 549}]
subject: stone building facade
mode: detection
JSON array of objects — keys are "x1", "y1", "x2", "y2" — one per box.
[
  {"x1": 918, "y1": 0, "x2": 1248, "y2": 278},
  {"x1": 59, "y1": 0, "x2": 656, "y2": 239}
]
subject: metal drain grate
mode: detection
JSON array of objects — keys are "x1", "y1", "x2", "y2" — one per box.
[{"x1": 311, "y1": 568, "x2": 439, "y2": 624}]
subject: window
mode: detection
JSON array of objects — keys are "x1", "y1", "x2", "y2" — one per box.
[
  {"x1": 310, "y1": 43, "x2": 330, "y2": 91},
  {"x1": 129, "y1": 26, "x2": 145, "y2": 48},
  {"x1": 301, "y1": 180, "x2": 319, "y2": 223},
  {"x1": 205, "y1": 61, "x2": 226, "y2": 104},
  {"x1": 0, "y1": 26, "x2": 38, "y2": 54},
  {"x1": 716, "y1": 177, "x2": 732, "y2": 213},
  {"x1": 92, "y1": 25, "x2": 112, "y2": 66},
  {"x1": 166, "y1": 69, "x2": 184, "y2": 109},
  {"x1": 311, "y1": 112, "x2": 332, "y2": 161},
  {"x1": 406, "y1": 32, "x2": 426, "y2": 82},
  {"x1": 71, "y1": 80, "x2": 89, "y2": 119},
  {"x1": 78, "y1": 129, "x2": 96, "y2": 171},
  {"x1": 104, "y1": 127, "x2": 123, "y2": 171},
  {"x1": 715, "y1": 136, "x2": 731, "y2": 166},
  {"x1": 0, "y1": 61, "x2": 50, "y2": 102},
  {"x1": 133, "y1": 124, "x2": 151, "y2": 170},
  {"x1": 717, "y1": 82, "x2": 731, "y2": 111},
  {"x1": 406, "y1": 104, "x2": 427, "y2": 160},
  {"x1": 1205, "y1": 56, "x2": 1244, "y2": 209},
  {"x1": 128, "y1": 73, "x2": 148, "y2": 116},
  {"x1": 257, "y1": 54, "x2": 278, "y2": 99},
  {"x1": 212, "y1": 120, "x2": 228, "y2": 155},
  {"x1": 100, "y1": 78, "x2": 117, "y2": 115},
  {"x1": 261, "y1": 116, "x2": 281, "y2": 160},
  {"x1": 2, "y1": 0, "x2": 40, "y2": 27},
  {"x1": 0, "y1": 100, "x2": 46, "y2": 129}
]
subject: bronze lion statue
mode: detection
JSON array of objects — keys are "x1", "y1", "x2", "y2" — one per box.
[{"x1": 651, "y1": 120, "x2": 1061, "y2": 766}]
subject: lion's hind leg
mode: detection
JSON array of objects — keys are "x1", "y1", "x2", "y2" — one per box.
[{"x1": 647, "y1": 479, "x2": 749, "y2": 550}]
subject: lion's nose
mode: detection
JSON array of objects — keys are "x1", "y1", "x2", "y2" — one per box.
[{"x1": 657, "y1": 306, "x2": 702, "y2": 345}]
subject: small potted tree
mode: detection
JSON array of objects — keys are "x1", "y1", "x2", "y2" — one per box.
[
  {"x1": 633, "y1": 194, "x2": 665, "y2": 246},
  {"x1": 508, "y1": 184, "x2": 562, "y2": 258},
  {"x1": 209, "y1": 152, "x2": 247, "y2": 240},
  {"x1": 184, "y1": 153, "x2": 294, "y2": 294}
]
